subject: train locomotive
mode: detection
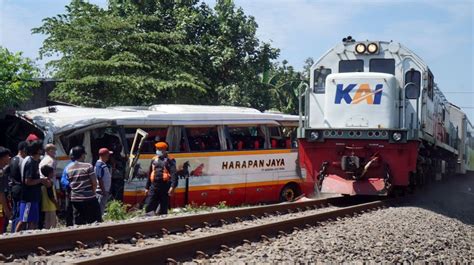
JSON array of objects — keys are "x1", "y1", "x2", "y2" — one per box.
[{"x1": 298, "y1": 36, "x2": 473, "y2": 196}]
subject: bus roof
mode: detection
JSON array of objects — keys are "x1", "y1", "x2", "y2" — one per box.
[{"x1": 17, "y1": 105, "x2": 298, "y2": 134}]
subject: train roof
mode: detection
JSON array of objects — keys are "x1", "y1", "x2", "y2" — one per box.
[{"x1": 17, "y1": 105, "x2": 298, "y2": 134}]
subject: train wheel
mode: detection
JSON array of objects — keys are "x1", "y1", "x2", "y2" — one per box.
[{"x1": 280, "y1": 184, "x2": 299, "y2": 202}]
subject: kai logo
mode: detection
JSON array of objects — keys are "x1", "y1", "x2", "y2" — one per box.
[{"x1": 335, "y1": 84, "x2": 383, "y2": 105}]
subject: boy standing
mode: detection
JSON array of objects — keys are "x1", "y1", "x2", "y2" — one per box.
[{"x1": 40, "y1": 165, "x2": 58, "y2": 228}]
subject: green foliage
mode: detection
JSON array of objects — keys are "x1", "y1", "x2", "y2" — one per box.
[
  {"x1": 104, "y1": 200, "x2": 128, "y2": 221},
  {"x1": 0, "y1": 47, "x2": 39, "y2": 109},
  {"x1": 216, "y1": 200, "x2": 228, "y2": 209},
  {"x1": 33, "y1": 0, "x2": 280, "y2": 109}
]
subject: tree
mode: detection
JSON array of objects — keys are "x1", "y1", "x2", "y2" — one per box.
[
  {"x1": 263, "y1": 60, "x2": 303, "y2": 114},
  {"x1": 34, "y1": 0, "x2": 279, "y2": 110},
  {"x1": 34, "y1": 0, "x2": 206, "y2": 107},
  {"x1": 0, "y1": 47, "x2": 39, "y2": 110}
]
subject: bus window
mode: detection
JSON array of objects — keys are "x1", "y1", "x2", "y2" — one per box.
[
  {"x1": 124, "y1": 127, "x2": 168, "y2": 154},
  {"x1": 185, "y1": 126, "x2": 220, "y2": 152},
  {"x1": 227, "y1": 126, "x2": 266, "y2": 150},
  {"x1": 269, "y1": 126, "x2": 296, "y2": 149},
  {"x1": 60, "y1": 133, "x2": 85, "y2": 155}
]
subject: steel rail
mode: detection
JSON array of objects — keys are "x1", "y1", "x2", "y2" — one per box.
[
  {"x1": 74, "y1": 200, "x2": 390, "y2": 265},
  {"x1": 0, "y1": 196, "x2": 348, "y2": 257}
]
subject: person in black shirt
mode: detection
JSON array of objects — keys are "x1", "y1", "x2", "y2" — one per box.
[
  {"x1": 5, "y1": 141, "x2": 27, "y2": 232},
  {"x1": 0, "y1": 147, "x2": 12, "y2": 233},
  {"x1": 144, "y1": 142, "x2": 178, "y2": 215},
  {"x1": 15, "y1": 141, "x2": 50, "y2": 232}
]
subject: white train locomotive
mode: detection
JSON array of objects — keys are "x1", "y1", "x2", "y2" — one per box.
[{"x1": 299, "y1": 36, "x2": 473, "y2": 195}]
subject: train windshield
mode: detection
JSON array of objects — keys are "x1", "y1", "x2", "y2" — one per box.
[
  {"x1": 339, "y1": 60, "x2": 364, "y2": 73},
  {"x1": 369, "y1": 59, "x2": 395, "y2": 75}
]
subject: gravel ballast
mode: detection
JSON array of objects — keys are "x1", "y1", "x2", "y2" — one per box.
[{"x1": 201, "y1": 175, "x2": 474, "y2": 263}]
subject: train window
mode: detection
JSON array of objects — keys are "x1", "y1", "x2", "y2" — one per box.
[
  {"x1": 339, "y1": 60, "x2": 364, "y2": 73},
  {"x1": 185, "y1": 126, "x2": 220, "y2": 152},
  {"x1": 369, "y1": 59, "x2": 395, "y2": 75},
  {"x1": 124, "y1": 127, "x2": 168, "y2": 154},
  {"x1": 227, "y1": 126, "x2": 266, "y2": 150},
  {"x1": 313, "y1": 68, "x2": 332, "y2": 93},
  {"x1": 405, "y1": 69, "x2": 421, "y2": 90},
  {"x1": 427, "y1": 70, "x2": 434, "y2": 99}
]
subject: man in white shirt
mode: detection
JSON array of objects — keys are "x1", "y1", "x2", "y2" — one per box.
[
  {"x1": 39, "y1": 144, "x2": 57, "y2": 182},
  {"x1": 95, "y1": 148, "x2": 112, "y2": 215}
]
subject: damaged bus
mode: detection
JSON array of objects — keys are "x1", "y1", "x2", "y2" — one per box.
[{"x1": 3, "y1": 105, "x2": 314, "y2": 208}]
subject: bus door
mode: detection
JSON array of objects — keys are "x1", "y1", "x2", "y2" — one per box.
[{"x1": 123, "y1": 127, "x2": 167, "y2": 205}]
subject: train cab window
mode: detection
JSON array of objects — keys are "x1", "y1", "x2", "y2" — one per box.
[
  {"x1": 405, "y1": 69, "x2": 421, "y2": 91},
  {"x1": 124, "y1": 127, "x2": 168, "y2": 154},
  {"x1": 427, "y1": 70, "x2": 434, "y2": 100},
  {"x1": 227, "y1": 126, "x2": 266, "y2": 150},
  {"x1": 339, "y1": 60, "x2": 364, "y2": 73},
  {"x1": 369, "y1": 59, "x2": 395, "y2": 75},
  {"x1": 185, "y1": 126, "x2": 220, "y2": 152},
  {"x1": 313, "y1": 67, "x2": 332, "y2": 93}
]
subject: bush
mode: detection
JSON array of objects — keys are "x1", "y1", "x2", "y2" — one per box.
[{"x1": 104, "y1": 200, "x2": 128, "y2": 221}]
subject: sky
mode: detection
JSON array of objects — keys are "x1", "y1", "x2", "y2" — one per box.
[{"x1": 1, "y1": 0, "x2": 473, "y2": 120}]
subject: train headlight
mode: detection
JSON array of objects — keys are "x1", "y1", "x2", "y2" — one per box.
[
  {"x1": 392, "y1": 132, "x2": 402, "y2": 142},
  {"x1": 367, "y1": 43, "x2": 378, "y2": 54},
  {"x1": 355, "y1": 43, "x2": 366, "y2": 54},
  {"x1": 310, "y1": 131, "x2": 320, "y2": 141}
]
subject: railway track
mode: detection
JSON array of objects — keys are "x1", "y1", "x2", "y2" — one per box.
[{"x1": 0, "y1": 196, "x2": 391, "y2": 264}]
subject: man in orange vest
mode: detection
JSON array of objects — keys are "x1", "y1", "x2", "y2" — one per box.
[{"x1": 144, "y1": 142, "x2": 177, "y2": 215}]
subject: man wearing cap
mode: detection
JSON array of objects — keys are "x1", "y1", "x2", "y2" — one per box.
[
  {"x1": 144, "y1": 142, "x2": 178, "y2": 215},
  {"x1": 95, "y1": 148, "x2": 112, "y2": 215},
  {"x1": 67, "y1": 146, "x2": 102, "y2": 224},
  {"x1": 0, "y1": 147, "x2": 13, "y2": 233}
]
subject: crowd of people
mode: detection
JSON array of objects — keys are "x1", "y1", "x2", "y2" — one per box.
[{"x1": 0, "y1": 135, "x2": 178, "y2": 234}]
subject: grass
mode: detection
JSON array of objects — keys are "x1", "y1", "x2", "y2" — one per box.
[{"x1": 104, "y1": 200, "x2": 144, "y2": 221}]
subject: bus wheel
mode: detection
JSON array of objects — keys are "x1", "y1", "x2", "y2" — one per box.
[{"x1": 280, "y1": 184, "x2": 299, "y2": 202}]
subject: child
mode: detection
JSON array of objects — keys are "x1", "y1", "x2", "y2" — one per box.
[{"x1": 40, "y1": 165, "x2": 59, "y2": 228}]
